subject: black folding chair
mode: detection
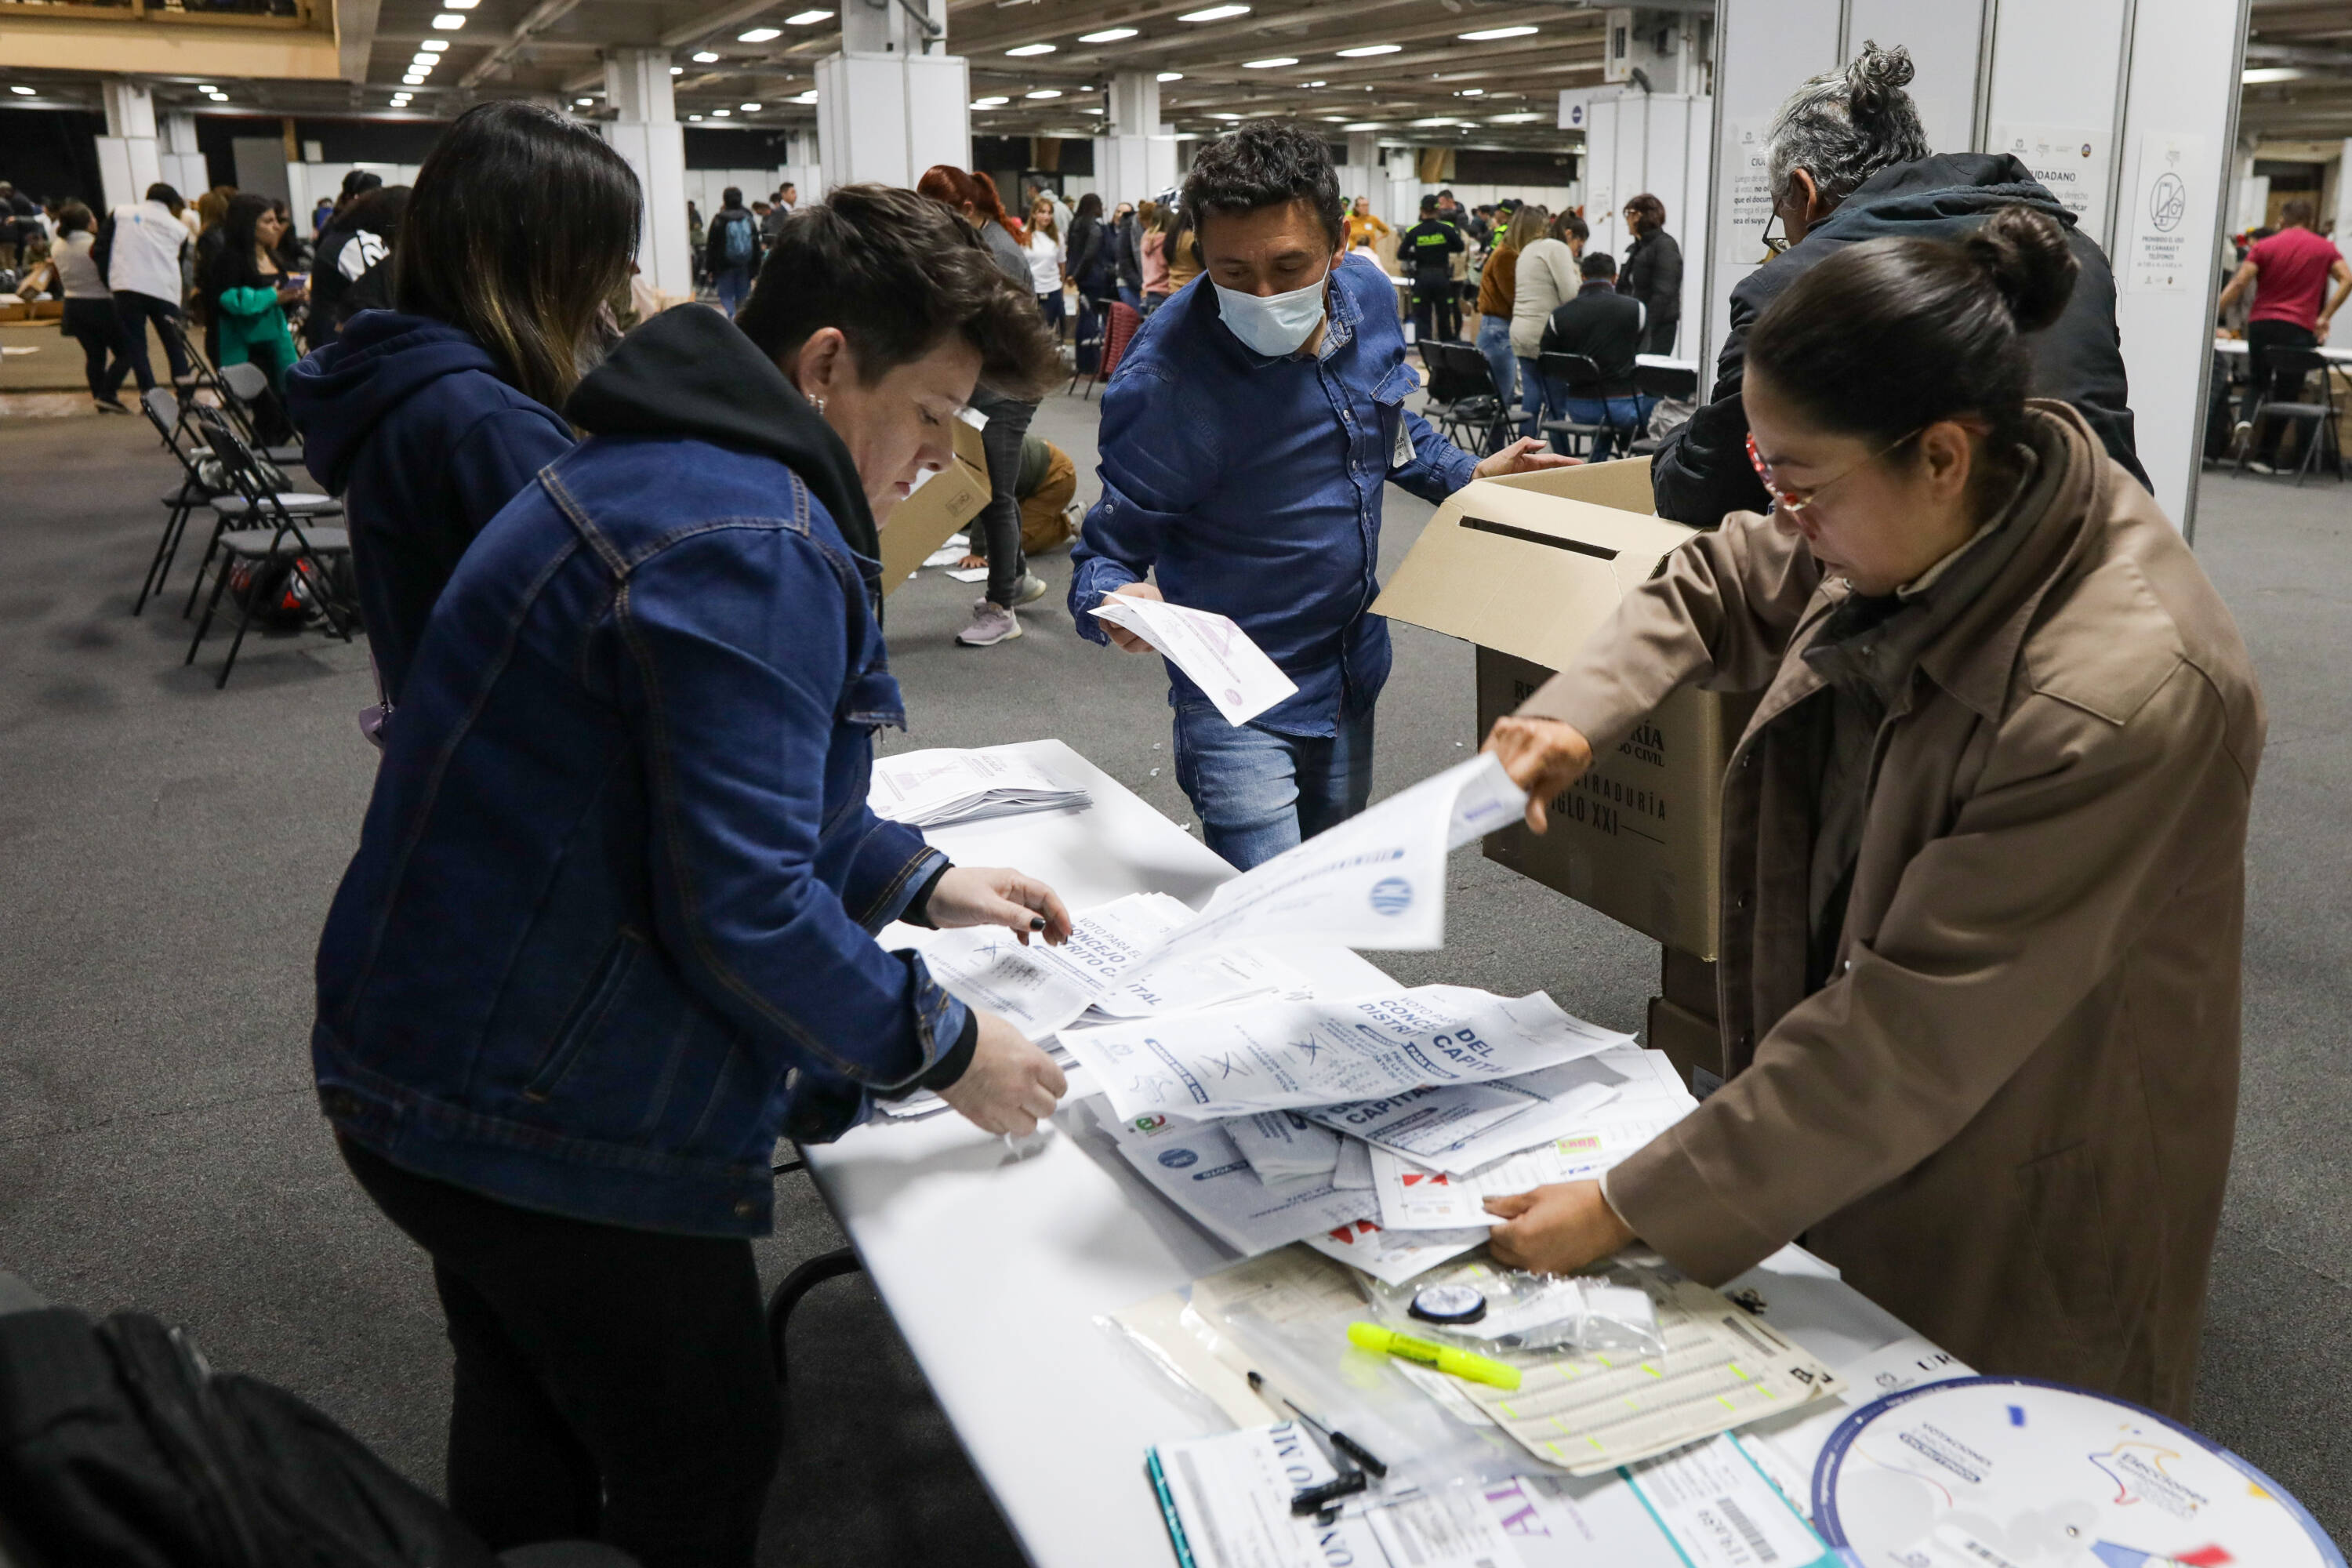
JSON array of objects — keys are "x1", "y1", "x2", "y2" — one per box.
[
  {"x1": 182, "y1": 405, "x2": 354, "y2": 688},
  {"x1": 764, "y1": 1144, "x2": 862, "y2": 1385},
  {"x1": 1066, "y1": 294, "x2": 1118, "y2": 399},
  {"x1": 2239, "y1": 346, "x2": 2345, "y2": 485},
  {"x1": 136, "y1": 388, "x2": 226, "y2": 616},
  {"x1": 216, "y1": 360, "x2": 306, "y2": 466},
  {"x1": 162, "y1": 398, "x2": 341, "y2": 621},
  {"x1": 1626, "y1": 360, "x2": 1700, "y2": 457},
  {"x1": 149, "y1": 310, "x2": 238, "y2": 448},
  {"x1": 1421, "y1": 342, "x2": 1515, "y2": 456},
  {"x1": 1535, "y1": 352, "x2": 1635, "y2": 459}
]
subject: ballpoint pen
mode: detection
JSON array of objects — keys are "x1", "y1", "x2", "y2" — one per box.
[{"x1": 1245, "y1": 1369, "x2": 1389, "y2": 1479}]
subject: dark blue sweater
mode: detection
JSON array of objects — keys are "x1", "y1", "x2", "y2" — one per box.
[{"x1": 287, "y1": 310, "x2": 574, "y2": 702}]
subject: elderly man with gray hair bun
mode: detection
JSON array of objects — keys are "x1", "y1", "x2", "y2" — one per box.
[{"x1": 1648, "y1": 40, "x2": 2149, "y2": 528}]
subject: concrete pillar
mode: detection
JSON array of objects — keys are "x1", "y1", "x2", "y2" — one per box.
[
  {"x1": 1092, "y1": 70, "x2": 1178, "y2": 205},
  {"x1": 95, "y1": 79, "x2": 163, "y2": 213},
  {"x1": 816, "y1": 0, "x2": 967, "y2": 189},
  {"x1": 158, "y1": 111, "x2": 209, "y2": 204},
  {"x1": 603, "y1": 47, "x2": 692, "y2": 301}
]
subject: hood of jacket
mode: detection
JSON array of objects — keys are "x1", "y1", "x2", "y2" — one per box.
[
  {"x1": 1811, "y1": 152, "x2": 2072, "y2": 248},
  {"x1": 564, "y1": 303, "x2": 879, "y2": 568},
  {"x1": 287, "y1": 311, "x2": 514, "y2": 495}
]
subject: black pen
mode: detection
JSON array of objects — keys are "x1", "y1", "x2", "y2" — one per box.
[{"x1": 1246, "y1": 1370, "x2": 1389, "y2": 1479}]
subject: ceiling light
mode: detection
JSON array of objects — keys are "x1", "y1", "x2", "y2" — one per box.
[
  {"x1": 688, "y1": 113, "x2": 702, "y2": 120},
  {"x1": 1157, "y1": 71, "x2": 1183, "y2": 82},
  {"x1": 783, "y1": 8, "x2": 833, "y2": 20},
  {"x1": 691, "y1": 49, "x2": 720, "y2": 61},
  {"x1": 711, "y1": 107, "x2": 731, "y2": 115},
  {"x1": 670, "y1": 65, "x2": 684, "y2": 74},
  {"x1": 738, "y1": 27, "x2": 780, "y2": 42},
  {"x1": 2241, "y1": 66, "x2": 2307, "y2": 84},
  {"x1": 1178, "y1": 4, "x2": 1249, "y2": 20},
  {"x1": 412, "y1": 54, "x2": 438, "y2": 66},
  {"x1": 1079, "y1": 27, "x2": 1136, "y2": 42},
  {"x1": 430, "y1": 13, "x2": 464, "y2": 27},
  {"x1": 1006, "y1": 42, "x2": 1055, "y2": 56},
  {"x1": 1336, "y1": 43, "x2": 1399, "y2": 57},
  {"x1": 9, "y1": 85, "x2": 35, "y2": 96},
  {"x1": 1208, "y1": 111, "x2": 1242, "y2": 120},
  {"x1": 741, "y1": 101, "x2": 762, "y2": 110},
  {"x1": 1243, "y1": 56, "x2": 1298, "y2": 68},
  {"x1": 1339, "y1": 122, "x2": 1384, "y2": 131},
  {"x1": 1080, "y1": 106, "x2": 1103, "y2": 114},
  {"x1": 403, "y1": 73, "x2": 427, "y2": 84},
  {"x1": 1457, "y1": 88, "x2": 1483, "y2": 96},
  {"x1": 443, "y1": 0, "x2": 477, "y2": 8},
  {"x1": 1410, "y1": 115, "x2": 1457, "y2": 126},
  {"x1": 971, "y1": 95, "x2": 1009, "y2": 107},
  {"x1": 194, "y1": 83, "x2": 216, "y2": 90},
  {"x1": 1487, "y1": 112, "x2": 1540, "y2": 123},
  {"x1": 1302, "y1": 79, "x2": 1326, "y2": 87},
  {"x1": 1025, "y1": 88, "x2": 1062, "y2": 98},
  {"x1": 420, "y1": 39, "x2": 448, "y2": 51},
  {"x1": 792, "y1": 89, "x2": 816, "y2": 102},
  {"x1": 1459, "y1": 24, "x2": 1537, "y2": 41}
]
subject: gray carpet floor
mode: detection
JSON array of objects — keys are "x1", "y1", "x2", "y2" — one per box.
[{"x1": 0, "y1": 387, "x2": 2345, "y2": 1560}]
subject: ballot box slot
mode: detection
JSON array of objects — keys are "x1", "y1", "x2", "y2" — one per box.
[{"x1": 1460, "y1": 517, "x2": 1620, "y2": 561}]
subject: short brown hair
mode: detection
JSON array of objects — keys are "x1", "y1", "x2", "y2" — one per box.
[
  {"x1": 2282, "y1": 198, "x2": 2316, "y2": 227},
  {"x1": 735, "y1": 183, "x2": 1061, "y2": 400},
  {"x1": 1624, "y1": 192, "x2": 1666, "y2": 228}
]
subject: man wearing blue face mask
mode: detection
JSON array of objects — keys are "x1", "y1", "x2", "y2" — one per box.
[{"x1": 1069, "y1": 121, "x2": 1575, "y2": 869}]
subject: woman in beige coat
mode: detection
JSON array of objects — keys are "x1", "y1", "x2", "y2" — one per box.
[{"x1": 1483, "y1": 206, "x2": 2263, "y2": 1418}]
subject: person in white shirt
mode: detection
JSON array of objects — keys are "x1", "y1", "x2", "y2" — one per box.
[
  {"x1": 102, "y1": 183, "x2": 195, "y2": 391},
  {"x1": 21, "y1": 200, "x2": 134, "y2": 412},
  {"x1": 1022, "y1": 198, "x2": 1065, "y2": 334}
]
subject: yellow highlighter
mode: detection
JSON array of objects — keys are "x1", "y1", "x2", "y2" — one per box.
[{"x1": 1348, "y1": 1321, "x2": 1522, "y2": 1392}]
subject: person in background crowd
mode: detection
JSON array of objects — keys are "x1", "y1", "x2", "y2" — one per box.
[
  {"x1": 206, "y1": 193, "x2": 306, "y2": 394},
  {"x1": 192, "y1": 187, "x2": 235, "y2": 366},
  {"x1": 1650, "y1": 42, "x2": 2145, "y2": 528},
  {"x1": 0, "y1": 182, "x2": 21, "y2": 269},
  {"x1": 100, "y1": 181, "x2": 194, "y2": 394},
  {"x1": 975, "y1": 172, "x2": 1023, "y2": 241},
  {"x1": 1139, "y1": 199, "x2": 1172, "y2": 314},
  {"x1": 686, "y1": 199, "x2": 706, "y2": 284},
  {"x1": 1474, "y1": 201, "x2": 1543, "y2": 408},
  {"x1": 20, "y1": 200, "x2": 133, "y2": 414},
  {"x1": 1069, "y1": 122, "x2": 1573, "y2": 869},
  {"x1": 269, "y1": 198, "x2": 310, "y2": 272},
  {"x1": 777, "y1": 180, "x2": 797, "y2": 213},
  {"x1": 1511, "y1": 209, "x2": 1584, "y2": 437},
  {"x1": 705, "y1": 185, "x2": 758, "y2": 317},
  {"x1": 314, "y1": 182, "x2": 1067, "y2": 1568},
  {"x1": 916, "y1": 165, "x2": 1051, "y2": 648},
  {"x1": 1344, "y1": 194, "x2": 1390, "y2": 253},
  {"x1": 1402, "y1": 193, "x2": 1465, "y2": 347},
  {"x1": 1163, "y1": 204, "x2": 1202, "y2": 296},
  {"x1": 312, "y1": 195, "x2": 336, "y2": 238},
  {"x1": 1024, "y1": 196, "x2": 1065, "y2": 334},
  {"x1": 289, "y1": 101, "x2": 638, "y2": 709},
  {"x1": 1111, "y1": 199, "x2": 1145, "y2": 310},
  {"x1": 1617, "y1": 192, "x2": 1682, "y2": 355},
  {"x1": 1015, "y1": 431, "x2": 1080, "y2": 554},
  {"x1": 1539, "y1": 251, "x2": 1650, "y2": 459},
  {"x1": 2216, "y1": 197, "x2": 2351, "y2": 470},
  {"x1": 306, "y1": 184, "x2": 408, "y2": 348},
  {"x1": 1481, "y1": 204, "x2": 2261, "y2": 1422},
  {"x1": 757, "y1": 196, "x2": 786, "y2": 251},
  {"x1": 1065, "y1": 191, "x2": 1112, "y2": 372},
  {"x1": 1468, "y1": 203, "x2": 1497, "y2": 247},
  {"x1": 1436, "y1": 188, "x2": 1463, "y2": 225},
  {"x1": 1024, "y1": 177, "x2": 1075, "y2": 248},
  {"x1": 332, "y1": 169, "x2": 383, "y2": 232}
]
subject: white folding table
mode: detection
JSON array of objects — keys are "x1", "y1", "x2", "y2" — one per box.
[{"x1": 805, "y1": 739, "x2": 1931, "y2": 1565}]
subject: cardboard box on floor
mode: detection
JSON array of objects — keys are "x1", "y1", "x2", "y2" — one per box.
[
  {"x1": 1370, "y1": 458, "x2": 1755, "y2": 1085},
  {"x1": 877, "y1": 408, "x2": 989, "y2": 596}
]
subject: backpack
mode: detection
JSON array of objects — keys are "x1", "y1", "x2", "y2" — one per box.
[
  {"x1": 230, "y1": 551, "x2": 352, "y2": 633},
  {"x1": 721, "y1": 212, "x2": 755, "y2": 268}
]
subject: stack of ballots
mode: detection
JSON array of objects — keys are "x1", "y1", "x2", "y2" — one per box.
[
  {"x1": 869, "y1": 747, "x2": 1091, "y2": 830},
  {"x1": 882, "y1": 753, "x2": 1702, "y2": 1291}
]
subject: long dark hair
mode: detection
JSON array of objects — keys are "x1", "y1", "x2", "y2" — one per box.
[
  {"x1": 393, "y1": 100, "x2": 641, "y2": 409},
  {"x1": 209, "y1": 192, "x2": 278, "y2": 298}
]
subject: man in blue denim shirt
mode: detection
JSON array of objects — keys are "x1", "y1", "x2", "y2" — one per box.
[{"x1": 1069, "y1": 122, "x2": 1573, "y2": 869}]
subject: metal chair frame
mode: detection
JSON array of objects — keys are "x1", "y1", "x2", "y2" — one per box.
[
  {"x1": 2239, "y1": 345, "x2": 2346, "y2": 485},
  {"x1": 182, "y1": 406, "x2": 354, "y2": 688}
]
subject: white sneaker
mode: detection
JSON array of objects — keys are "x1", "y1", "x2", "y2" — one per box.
[
  {"x1": 1013, "y1": 572, "x2": 1049, "y2": 606},
  {"x1": 956, "y1": 600, "x2": 1022, "y2": 646}
]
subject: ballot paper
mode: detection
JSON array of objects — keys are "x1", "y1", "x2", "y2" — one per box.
[
  {"x1": 1102, "y1": 1103, "x2": 1377, "y2": 1257},
  {"x1": 1369, "y1": 1104, "x2": 1691, "y2": 1231},
  {"x1": 1148, "y1": 1421, "x2": 1381, "y2": 1568},
  {"x1": 1366, "y1": 1473, "x2": 1686, "y2": 1568},
  {"x1": 1300, "y1": 1217, "x2": 1487, "y2": 1287},
  {"x1": 868, "y1": 747, "x2": 1091, "y2": 829},
  {"x1": 1092, "y1": 595, "x2": 1301, "y2": 727},
  {"x1": 1090, "y1": 946, "x2": 1315, "y2": 1021},
  {"x1": 1226, "y1": 1111, "x2": 1342, "y2": 1188},
  {"x1": 1620, "y1": 1434, "x2": 1835, "y2": 1568},
  {"x1": 1309, "y1": 1080, "x2": 1545, "y2": 1164},
  {"x1": 1456, "y1": 1273, "x2": 1844, "y2": 1475},
  {"x1": 1120, "y1": 754, "x2": 1528, "y2": 982},
  {"x1": 1383, "y1": 1057, "x2": 1632, "y2": 1177},
  {"x1": 1065, "y1": 985, "x2": 1620, "y2": 1122}
]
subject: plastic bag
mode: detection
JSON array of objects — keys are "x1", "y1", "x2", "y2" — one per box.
[{"x1": 1363, "y1": 1257, "x2": 1666, "y2": 1359}]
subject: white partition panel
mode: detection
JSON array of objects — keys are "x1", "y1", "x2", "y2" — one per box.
[
  {"x1": 1584, "y1": 92, "x2": 1711, "y2": 358},
  {"x1": 1843, "y1": 0, "x2": 1991, "y2": 157}
]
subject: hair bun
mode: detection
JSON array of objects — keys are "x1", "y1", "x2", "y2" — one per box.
[
  {"x1": 1844, "y1": 41, "x2": 1916, "y2": 123},
  {"x1": 1963, "y1": 204, "x2": 2078, "y2": 333}
]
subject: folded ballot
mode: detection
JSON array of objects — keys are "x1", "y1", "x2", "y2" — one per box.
[
  {"x1": 868, "y1": 747, "x2": 1091, "y2": 829},
  {"x1": 1062, "y1": 985, "x2": 1624, "y2": 1122},
  {"x1": 1089, "y1": 594, "x2": 1299, "y2": 727}
]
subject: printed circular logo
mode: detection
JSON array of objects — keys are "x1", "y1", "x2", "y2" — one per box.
[
  {"x1": 1368, "y1": 876, "x2": 1414, "y2": 916},
  {"x1": 2148, "y1": 171, "x2": 2187, "y2": 234},
  {"x1": 1157, "y1": 1148, "x2": 1199, "y2": 1170}
]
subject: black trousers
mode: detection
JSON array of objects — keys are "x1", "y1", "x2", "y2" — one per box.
[
  {"x1": 339, "y1": 1138, "x2": 782, "y2": 1568},
  {"x1": 1410, "y1": 276, "x2": 1460, "y2": 345},
  {"x1": 111, "y1": 289, "x2": 192, "y2": 392},
  {"x1": 964, "y1": 387, "x2": 1036, "y2": 608},
  {"x1": 62, "y1": 299, "x2": 131, "y2": 403},
  {"x1": 2242, "y1": 318, "x2": 2320, "y2": 459}
]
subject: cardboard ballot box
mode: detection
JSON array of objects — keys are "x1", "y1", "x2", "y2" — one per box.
[
  {"x1": 1370, "y1": 457, "x2": 1755, "y2": 965},
  {"x1": 877, "y1": 408, "x2": 990, "y2": 596}
]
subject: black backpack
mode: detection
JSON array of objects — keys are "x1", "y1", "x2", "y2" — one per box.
[{"x1": 0, "y1": 1304, "x2": 501, "y2": 1567}]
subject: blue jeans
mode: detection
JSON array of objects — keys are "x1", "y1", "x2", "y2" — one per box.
[
  {"x1": 1475, "y1": 315, "x2": 1517, "y2": 407},
  {"x1": 1560, "y1": 394, "x2": 1656, "y2": 460},
  {"x1": 1172, "y1": 700, "x2": 1376, "y2": 871},
  {"x1": 1518, "y1": 357, "x2": 1566, "y2": 441},
  {"x1": 715, "y1": 267, "x2": 752, "y2": 318}
]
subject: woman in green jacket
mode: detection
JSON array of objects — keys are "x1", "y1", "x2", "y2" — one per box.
[{"x1": 207, "y1": 192, "x2": 307, "y2": 392}]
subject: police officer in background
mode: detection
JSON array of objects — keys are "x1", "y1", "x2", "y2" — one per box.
[{"x1": 1402, "y1": 194, "x2": 1465, "y2": 347}]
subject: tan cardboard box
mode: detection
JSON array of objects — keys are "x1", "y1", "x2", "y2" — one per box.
[
  {"x1": 1370, "y1": 457, "x2": 1754, "y2": 961},
  {"x1": 877, "y1": 410, "x2": 989, "y2": 597}
]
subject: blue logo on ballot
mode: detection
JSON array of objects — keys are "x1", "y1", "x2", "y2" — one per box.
[
  {"x1": 1158, "y1": 1149, "x2": 1199, "y2": 1170},
  {"x1": 1369, "y1": 877, "x2": 1414, "y2": 916}
]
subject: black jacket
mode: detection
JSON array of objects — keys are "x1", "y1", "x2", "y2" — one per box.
[
  {"x1": 1402, "y1": 217, "x2": 1465, "y2": 281},
  {"x1": 1112, "y1": 213, "x2": 1144, "y2": 290},
  {"x1": 1540, "y1": 282, "x2": 1646, "y2": 397},
  {"x1": 1067, "y1": 213, "x2": 1109, "y2": 292},
  {"x1": 704, "y1": 205, "x2": 759, "y2": 276},
  {"x1": 1618, "y1": 227, "x2": 1682, "y2": 353},
  {"x1": 1651, "y1": 153, "x2": 2147, "y2": 527}
]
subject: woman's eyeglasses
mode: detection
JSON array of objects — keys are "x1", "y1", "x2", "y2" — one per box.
[{"x1": 1745, "y1": 429, "x2": 1921, "y2": 516}]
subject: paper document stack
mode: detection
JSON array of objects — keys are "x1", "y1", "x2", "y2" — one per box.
[{"x1": 867, "y1": 747, "x2": 1091, "y2": 829}]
